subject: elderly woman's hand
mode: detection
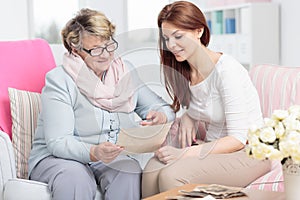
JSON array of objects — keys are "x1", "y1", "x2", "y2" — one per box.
[
  {"x1": 140, "y1": 110, "x2": 167, "y2": 126},
  {"x1": 90, "y1": 142, "x2": 124, "y2": 163}
]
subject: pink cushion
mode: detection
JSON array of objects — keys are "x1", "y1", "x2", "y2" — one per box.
[
  {"x1": 248, "y1": 64, "x2": 300, "y2": 191},
  {"x1": 246, "y1": 160, "x2": 284, "y2": 191},
  {"x1": 0, "y1": 39, "x2": 56, "y2": 138},
  {"x1": 249, "y1": 64, "x2": 300, "y2": 118}
]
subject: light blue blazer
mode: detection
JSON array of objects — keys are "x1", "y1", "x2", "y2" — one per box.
[{"x1": 28, "y1": 62, "x2": 175, "y2": 176}]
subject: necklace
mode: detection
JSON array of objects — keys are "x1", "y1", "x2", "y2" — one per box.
[{"x1": 101, "y1": 70, "x2": 107, "y2": 83}]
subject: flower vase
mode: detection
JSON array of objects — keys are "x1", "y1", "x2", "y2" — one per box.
[{"x1": 282, "y1": 158, "x2": 300, "y2": 200}]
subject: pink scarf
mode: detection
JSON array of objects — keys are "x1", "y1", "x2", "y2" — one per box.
[{"x1": 62, "y1": 53, "x2": 136, "y2": 113}]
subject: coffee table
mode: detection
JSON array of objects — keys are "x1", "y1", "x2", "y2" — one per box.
[{"x1": 143, "y1": 183, "x2": 285, "y2": 200}]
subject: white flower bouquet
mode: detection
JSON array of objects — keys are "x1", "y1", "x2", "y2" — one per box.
[{"x1": 247, "y1": 105, "x2": 300, "y2": 165}]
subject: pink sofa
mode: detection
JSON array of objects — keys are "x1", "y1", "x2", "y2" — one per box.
[
  {"x1": 246, "y1": 64, "x2": 300, "y2": 191},
  {"x1": 0, "y1": 39, "x2": 55, "y2": 139},
  {"x1": 0, "y1": 39, "x2": 104, "y2": 200},
  {"x1": 1, "y1": 39, "x2": 299, "y2": 199},
  {"x1": 0, "y1": 39, "x2": 56, "y2": 200}
]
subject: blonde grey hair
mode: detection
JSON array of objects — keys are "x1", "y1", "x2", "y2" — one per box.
[{"x1": 61, "y1": 8, "x2": 116, "y2": 53}]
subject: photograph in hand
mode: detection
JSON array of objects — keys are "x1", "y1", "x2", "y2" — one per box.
[{"x1": 116, "y1": 122, "x2": 173, "y2": 154}]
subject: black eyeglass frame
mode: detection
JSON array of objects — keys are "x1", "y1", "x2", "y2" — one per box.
[{"x1": 82, "y1": 37, "x2": 118, "y2": 57}]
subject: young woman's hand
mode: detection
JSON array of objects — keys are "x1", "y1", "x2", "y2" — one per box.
[
  {"x1": 155, "y1": 146, "x2": 187, "y2": 164},
  {"x1": 90, "y1": 142, "x2": 124, "y2": 163},
  {"x1": 179, "y1": 113, "x2": 197, "y2": 147},
  {"x1": 140, "y1": 110, "x2": 167, "y2": 126}
]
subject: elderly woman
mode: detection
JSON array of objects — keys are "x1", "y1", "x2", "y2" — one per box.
[{"x1": 28, "y1": 8, "x2": 174, "y2": 200}]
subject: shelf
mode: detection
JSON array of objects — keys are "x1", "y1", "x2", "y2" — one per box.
[{"x1": 204, "y1": 3, "x2": 279, "y2": 68}]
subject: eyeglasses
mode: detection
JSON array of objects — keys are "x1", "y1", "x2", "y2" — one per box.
[{"x1": 82, "y1": 38, "x2": 118, "y2": 57}]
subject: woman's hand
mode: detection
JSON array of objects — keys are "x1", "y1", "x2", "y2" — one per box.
[
  {"x1": 179, "y1": 113, "x2": 197, "y2": 148},
  {"x1": 155, "y1": 146, "x2": 187, "y2": 164},
  {"x1": 90, "y1": 142, "x2": 124, "y2": 163},
  {"x1": 140, "y1": 110, "x2": 167, "y2": 126}
]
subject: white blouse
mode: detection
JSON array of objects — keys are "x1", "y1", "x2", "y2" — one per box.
[{"x1": 187, "y1": 54, "x2": 263, "y2": 144}]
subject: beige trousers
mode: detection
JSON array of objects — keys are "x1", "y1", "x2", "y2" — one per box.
[{"x1": 142, "y1": 149, "x2": 271, "y2": 198}]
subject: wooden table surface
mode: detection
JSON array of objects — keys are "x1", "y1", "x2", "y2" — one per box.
[{"x1": 143, "y1": 184, "x2": 285, "y2": 200}]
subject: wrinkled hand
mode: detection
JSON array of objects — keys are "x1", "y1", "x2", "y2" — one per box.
[
  {"x1": 90, "y1": 142, "x2": 124, "y2": 163},
  {"x1": 179, "y1": 113, "x2": 197, "y2": 148},
  {"x1": 155, "y1": 146, "x2": 187, "y2": 164},
  {"x1": 140, "y1": 110, "x2": 167, "y2": 126}
]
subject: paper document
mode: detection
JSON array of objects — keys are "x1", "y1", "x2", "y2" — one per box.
[{"x1": 116, "y1": 122, "x2": 172, "y2": 154}]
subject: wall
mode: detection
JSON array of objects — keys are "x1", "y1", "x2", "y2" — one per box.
[
  {"x1": 272, "y1": 0, "x2": 300, "y2": 66},
  {"x1": 0, "y1": 0, "x2": 299, "y2": 67}
]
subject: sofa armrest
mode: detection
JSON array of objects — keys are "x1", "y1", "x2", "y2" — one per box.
[
  {"x1": 4, "y1": 178, "x2": 105, "y2": 200},
  {"x1": 4, "y1": 178, "x2": 51, "y2": 200},
  {"x1": 0, "y1": 130, "x2": 16, "y2": 199}
]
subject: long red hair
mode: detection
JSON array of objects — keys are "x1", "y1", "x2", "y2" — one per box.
[{"x1": 158, "y1": 1, "x2": 210, "y2": 112}]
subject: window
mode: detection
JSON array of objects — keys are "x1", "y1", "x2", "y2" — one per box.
[
  {"x1": 127, "y1": 0, "x2": 169, "y2": 31},
  {"x1": 33, "y1": 0, "x2": 79, "y2": 44},
  {"x1": 32, "y1": 0, "x2": 171, "y2": 44},
  {"x1": 125, "y1": 0, "x2": 170, "y2": 43}
]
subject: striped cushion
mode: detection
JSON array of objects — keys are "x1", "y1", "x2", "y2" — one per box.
[
  {"x1": 8, "y1": 88, "x2": 41, "y2": 179},
  {"x1": 249, "y1": 64, "x2": 300, "y2": 118},
  {"x1": 247, "y1": 64, "x2": 300, "y2": 191},
  {"x1": 246, "y1": 160, "x2": 284, "y2": 191}
]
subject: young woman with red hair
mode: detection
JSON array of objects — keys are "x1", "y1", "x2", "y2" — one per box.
[{"x1": 142, "y1": 1, "x2": 271, "y2": 197}]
